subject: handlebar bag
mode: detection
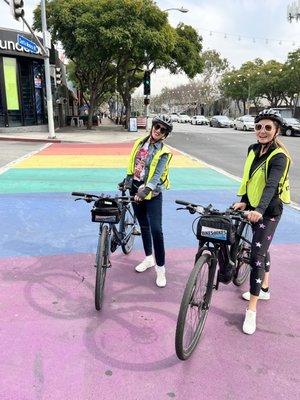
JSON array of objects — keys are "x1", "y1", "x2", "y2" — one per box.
[
  {"x1": 197, "y1": 215, "x2": 235, "y2": 244},
  {"x1": 91, "y1": 199, "x2": 121, "y2": 223}
]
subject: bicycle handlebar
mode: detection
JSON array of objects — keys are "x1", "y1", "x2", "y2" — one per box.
[
  {"x1": 175, "y1": 199, "x2": 248, "y2": 220},
  {"x1": 72, "y1": 192, "x2": 88, "y2": 197},
  {"x1": 71, "y1": 191, "x2": 135, "y2": 203}
]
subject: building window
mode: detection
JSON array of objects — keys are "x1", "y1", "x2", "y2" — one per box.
[{"x1": 3, "y1": 57, "x2": 21, "y2": 126}]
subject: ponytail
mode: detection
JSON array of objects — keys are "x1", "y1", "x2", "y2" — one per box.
[{"x1": 275, "y1": 136, "x2": 292, "y2": 161}]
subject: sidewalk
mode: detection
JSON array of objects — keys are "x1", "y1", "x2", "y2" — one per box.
[{"x1": 0, "y1": 118, "x2": 144, "y2": 144}]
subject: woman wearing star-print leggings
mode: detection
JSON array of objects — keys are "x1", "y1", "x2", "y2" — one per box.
[{"x1": 233, "y1": 109, "x2": 291, "y2": 335}]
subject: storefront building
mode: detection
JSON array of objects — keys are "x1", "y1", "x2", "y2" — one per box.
[
  {"x1": 0, "y1": 27, "x2": 50, "y2": 127},
  {"x1": 0, "y1": 27, "x2": 78, "y2": 129}
]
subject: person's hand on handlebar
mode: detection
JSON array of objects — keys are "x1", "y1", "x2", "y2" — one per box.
[
  {"x1": 246, "y1": 210, "x2": 263, "y2": 223},
  {"x1": 134, "y1": 185, "x2": 151, "y2": 202},
  {"x1": 232, "y1": 202, "x2": 247, "y2": 211}
]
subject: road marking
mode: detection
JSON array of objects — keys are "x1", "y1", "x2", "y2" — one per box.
[{"x1": 0, "y1": 143, "x2": 51, "y2": 175}]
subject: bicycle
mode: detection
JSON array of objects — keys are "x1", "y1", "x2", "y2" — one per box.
[
  {"x1": 174, "y1": 199, "x2": 253, "y2": 360},
  {"x1": 72, "y1": 184, "x2": 138, "y2": 311}
]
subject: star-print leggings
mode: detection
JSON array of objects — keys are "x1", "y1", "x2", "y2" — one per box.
[{"x1": 249, "y1": 215, "x2": 281, "y2": 296}]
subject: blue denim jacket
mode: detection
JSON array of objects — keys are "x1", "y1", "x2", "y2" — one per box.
[{"x1": 128, "y1": 139, "x2": 169, "y2": 193}]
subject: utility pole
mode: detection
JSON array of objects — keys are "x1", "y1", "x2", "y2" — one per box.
[
  {"x1": 41, "y1": 0, "x2": 56, "y2": 138},
  {"x1": 5, "y1": 0, "x2": 56, "y2": 138}
]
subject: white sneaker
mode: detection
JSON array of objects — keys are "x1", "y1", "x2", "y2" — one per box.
[
  {"x1": 242, "y1": 290, "x2": 270, "y2": 301},
  {"x1": 135, "y1": 255, "x2": 155, "y2": 272},
  {"x1": 242, "y1": 309, "x2": 256, "y2": 335},
  {"x1": 155, "y1": 266, "x2": 166, "y2": 288}
]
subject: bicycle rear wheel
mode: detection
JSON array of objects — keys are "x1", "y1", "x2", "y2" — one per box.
[
  {"x1": 120, "y1": 204, "x2": 136, "y2": 255},
  {"x1": 175, "y1": 253, "x2": 216, "y2": 360},
  {"x1": 95, "y1": 225, "x2": 109, "y2": 311},
  {"x1": 233, "y1": 222, "x2": 252, "y2": 286}
]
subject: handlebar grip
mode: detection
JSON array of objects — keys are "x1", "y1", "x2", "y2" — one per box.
[
  {"x1": 72, "y1": 192, "x2": 86, "y2": 197},
  {"x1": 175, "y1": 199, "x2": 199, "y2": 208},
  {"x1": 175, "y1": 199, "x2": 191, "y2": 206}
]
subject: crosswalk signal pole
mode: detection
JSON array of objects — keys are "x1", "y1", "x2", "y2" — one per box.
[{"x1": 143, "y1": 70, "x2": 151, "y2": 131}]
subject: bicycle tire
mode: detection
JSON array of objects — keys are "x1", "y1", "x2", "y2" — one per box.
[
  {"x1": 233, "y1": 222, "x2": 252, "y2": 286},
  {"x1": 120, "y1": 205, "x2": 136, "y2": 255},
  {"x1": 175, "y1": 253, "x2": 216, "y2": 360},
  {"x1": 95, "y1": 225, "x2": 109, "y2": 311}
]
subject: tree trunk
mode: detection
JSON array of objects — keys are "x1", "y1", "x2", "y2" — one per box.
[
  {"x1": 242, "y1": 100, "x2": 246, "y2": 115},
  {"x1": 125, "y1": 95, "x2": 131, "y2": 129},
  {"x1": 86, "y1": 96, "x2": 96, "y2": 130}
]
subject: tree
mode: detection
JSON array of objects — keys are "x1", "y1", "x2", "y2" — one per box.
[
  {"x1": 34, "y1": 0, "x2": 120, "y2": 129},
  {"x1": 254, "y1": 60, "x2": 286, "y2": 107},
  {"x1": 34, "y1": 0, "x2": 204, "y2": 129}
]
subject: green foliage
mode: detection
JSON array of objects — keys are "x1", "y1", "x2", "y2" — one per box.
[
  {"x1": 168, "y1": 23, "x2": 204, "y2": 78},
  {"x1": 33, "y1": 0, "x2": 204, "y2": 128}
]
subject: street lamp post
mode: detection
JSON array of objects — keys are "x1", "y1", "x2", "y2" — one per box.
[
  {"x1": 41, "y1": 0, "x2": 56, "y2": 138},
  {"x1": 287, "y1": 0, "x2": 300, "y2": 21},
  {"x1": 163, "y1": 7, "x2": 189, "y2": 13}
]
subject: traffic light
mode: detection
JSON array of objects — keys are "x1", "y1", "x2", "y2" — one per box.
[
  {"x1": 10, "y1": 0, "x2": 25, "y2": 20},
  {"x1": 143, "y1": 70, "x2": 151, "y2": 96},
  {"x1": 55, "y1": 67, "x2": 61, "y2": 85}
]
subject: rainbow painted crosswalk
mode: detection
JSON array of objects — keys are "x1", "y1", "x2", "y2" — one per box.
[{"x1": 0, "y1": 140, "x2": 299, "y2": 400}]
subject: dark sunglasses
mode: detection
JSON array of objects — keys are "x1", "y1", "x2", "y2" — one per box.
[
  {"x1": 254, "y1": 123, "x2": 273, "y2": 132},
  {"x1": 153, "y1": 123, "x2": 167, "y2": 135}
]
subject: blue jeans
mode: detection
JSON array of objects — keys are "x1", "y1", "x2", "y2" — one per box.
[{"x1": 132, "y1": 193, "x2": 165, "y2": 267}]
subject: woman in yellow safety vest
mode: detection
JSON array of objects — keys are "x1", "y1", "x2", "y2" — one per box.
[
  {"x1": 124, "y1": 115, "x2": 173, "y2": 288},
  {"x1": 233, "y1": 109, "x2": 291, "y2": 335}
]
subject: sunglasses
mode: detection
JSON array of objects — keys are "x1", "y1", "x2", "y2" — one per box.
[
  {"x1": 153, "y1": 123, "x2": 168, "y2": 135},
  {"x1": 254, "y1": 123, "x2": 274, "y2": 132}
]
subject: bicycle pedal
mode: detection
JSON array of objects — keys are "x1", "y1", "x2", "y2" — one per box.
[{"x1": 132, "y1": 227, "x2": 141, "y2": 235}]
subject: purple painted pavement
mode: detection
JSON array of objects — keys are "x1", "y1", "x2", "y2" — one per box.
[{"x1": 0, "y1": 245, "x2": 299, "y2": 400}]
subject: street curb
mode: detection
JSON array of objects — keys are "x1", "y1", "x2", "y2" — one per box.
[{"x1": 0, "y1": 136, "x2": 61, "y2": 143}]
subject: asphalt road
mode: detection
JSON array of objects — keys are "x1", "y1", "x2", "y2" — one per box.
[
  {"x1": 168, "y1": 123, "x2": 300, "y2": 205},
  {"x1": 0, "y1": 141, "x2": 45, "y2": 170}
]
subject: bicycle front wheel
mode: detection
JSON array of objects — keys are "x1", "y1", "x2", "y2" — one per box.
[
  {"x1": 95, "y1": 225, "x2": 109, "y2": 311},
  {"x1": 120, "y1": 205, "x2": 136, "y2": 255},
  {"x1": 233, "y1": 222, "x2": 252, "y2": 286},
  {"x1": 175, "y1": 253, "x2": 216, "y2": 360}
]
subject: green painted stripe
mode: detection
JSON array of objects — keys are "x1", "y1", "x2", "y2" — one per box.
[
  {"x1": 171, "y1": 168, "x2": 239, "y2": 189},
  {"x1": 0, "y1": 167, "x2": 239, "y2": 193}
]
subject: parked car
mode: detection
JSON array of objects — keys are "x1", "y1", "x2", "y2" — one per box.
[
  {"x1": 281, "y1": 118, "x2": 300, "y2": 136},
  {"x1": 170, "y1": 113, "x2": 180, "y2": 122},
  {"x1": 178, "y1": 114, "x2": 191, "y2": 123},
  {"x1": 233, "y1": 115, "x2": 255, "y2": 131},
  {"x1": 190, "y1": 115, "x2": 209, "y2": 125},
  {"x1": 210, "y1": 115, "x2": 232, "y2": 128}
]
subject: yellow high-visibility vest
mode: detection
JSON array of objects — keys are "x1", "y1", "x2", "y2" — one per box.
[
  {"x1": 238, "y1": 147, "x2": 291, "y2": 207},
  {"x1": 127, "y1": 136, "x2": 172, "y2": 200}
]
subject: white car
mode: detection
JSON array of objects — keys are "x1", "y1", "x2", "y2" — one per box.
[
  {"x1": 190, "y1": 115, "x2": 209, "y2": 125},
  {"x1": 178, "y1": 114, "x2": 191, "y2": 123},
  {"x1": 234, "y1": 115, "x2": 255, "y2": 131},
  {"x1": 170, "y1": 113, "x2": 180, "y2": 122}
]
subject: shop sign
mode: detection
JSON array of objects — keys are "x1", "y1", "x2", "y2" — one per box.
[{"x1": 0, "y1": 28, "x2": 44, "y2": 59}]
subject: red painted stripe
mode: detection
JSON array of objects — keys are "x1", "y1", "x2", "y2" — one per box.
[{"x1": 39, "y1": 143, "x2": 181, "y2": 155}]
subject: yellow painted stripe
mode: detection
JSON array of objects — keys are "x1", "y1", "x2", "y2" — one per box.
[{"x1": 14, "y1": 155, "x2": 206, "y2": 169}]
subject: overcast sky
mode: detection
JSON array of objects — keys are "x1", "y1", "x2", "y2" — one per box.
[{"x1": 1, "y1": 0, "x2": 300, "y2": 94}]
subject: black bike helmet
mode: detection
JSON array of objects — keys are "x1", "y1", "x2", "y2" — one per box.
[
  {"x1": 254, "y1": 109, "x2": 283, "y2": 126},
  {"x1": 152, "y1": 114, "x2": 173, "y2": 135}
]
